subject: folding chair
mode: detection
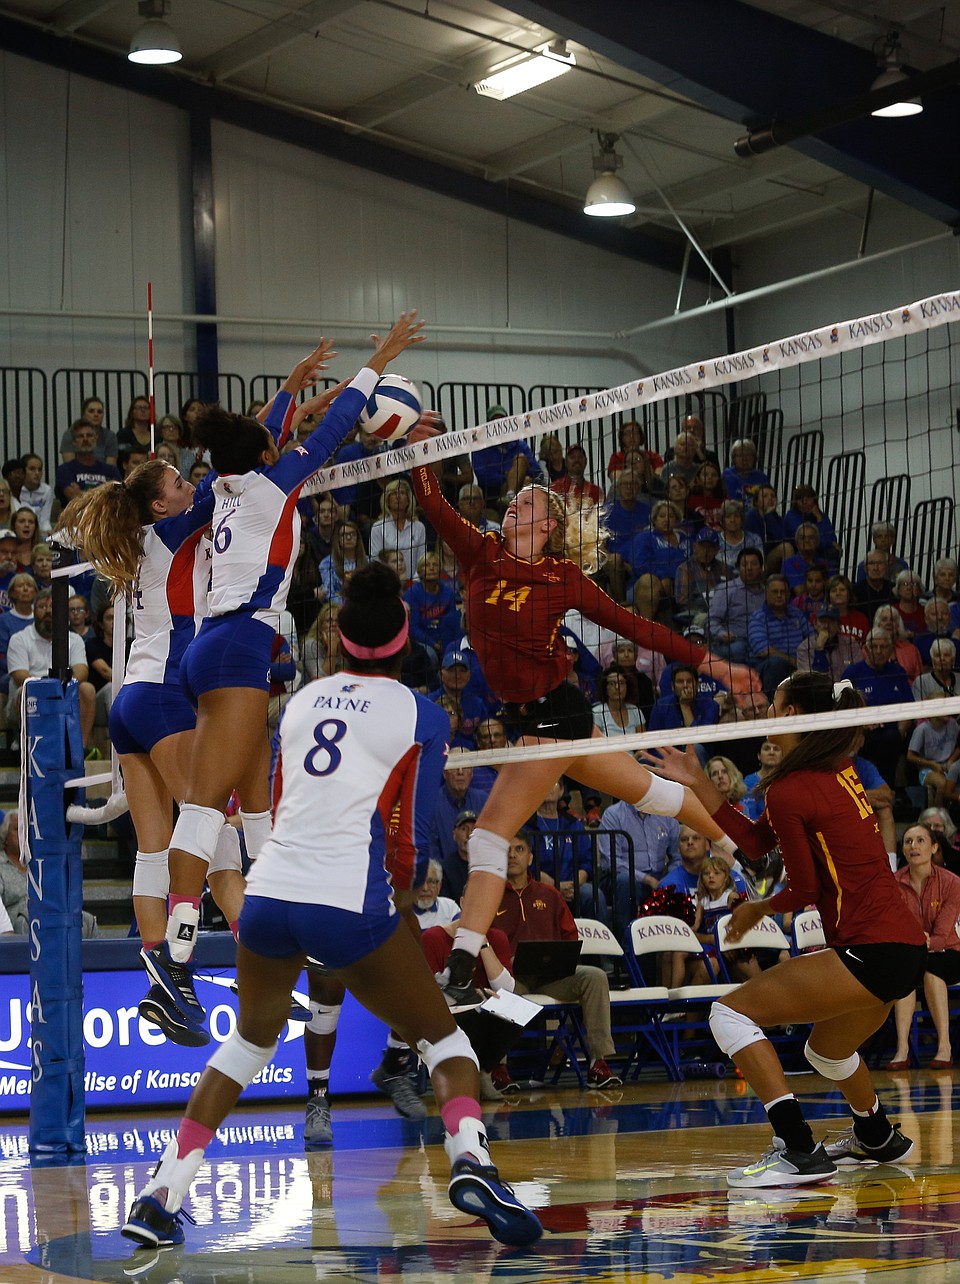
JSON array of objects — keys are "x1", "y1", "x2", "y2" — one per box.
[
  {"x1": 790, "y1": 909, "x2": 827, "y2": 956},
  {"x1": 713, "y1": 913, "x2": 791, "y2": 980},
  {"x1": 626, "y1": 916, "x2": 739, "y2": 1080},
  {"x1": 575, "y1": 917, "x2": 672, "y2": 1079}
]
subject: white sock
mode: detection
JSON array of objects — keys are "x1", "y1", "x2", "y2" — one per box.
[{"x1": 453, "y1": 928, "x2": 484, "y2": 958}]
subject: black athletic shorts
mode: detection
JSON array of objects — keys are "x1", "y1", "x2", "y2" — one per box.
[
  {"x1": 502, "y1": 682, "x2": 595, "y2": 742},
  {"x1": 834, "y1": 942, "x2": 927, "y2": 1003},
  {"x1": 923, "y1": 949, "x2": 960, "y2": 985}
]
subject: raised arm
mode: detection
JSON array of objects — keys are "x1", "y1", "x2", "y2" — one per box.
[{"x1": 411, "y1": 463, "x2": 485, "y2": 568}]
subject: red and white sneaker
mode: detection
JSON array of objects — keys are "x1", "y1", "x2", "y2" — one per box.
[
  {"x1": 490, "y1": 1064, "x2": 521, "y2": 1093},
  {"x1": 587, "y1": 1059, "x2": 622, "y2": 1089}
]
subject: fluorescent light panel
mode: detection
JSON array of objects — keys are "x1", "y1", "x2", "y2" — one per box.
[{"x1": 474, "y1": 44, "x2": 575, "y2": 101}]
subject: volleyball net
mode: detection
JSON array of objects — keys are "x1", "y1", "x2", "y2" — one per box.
[{"x1": 302, "y1": 289, "x2": 960, "y2": 784}]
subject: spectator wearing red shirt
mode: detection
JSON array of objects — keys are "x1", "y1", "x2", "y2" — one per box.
[
  {"x1": 890, "y1": 822, "x2": 960, "y2": 1069},
  {"x1": 495, "y1": 831, "x2": 621, "y2": 1089},
  {"x1": 551, "y1": 443, "x2": 604, "y2": 507}
]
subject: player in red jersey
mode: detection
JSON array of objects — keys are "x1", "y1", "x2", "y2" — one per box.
[
  {"x1": 411, "y1": 461, "x2": 758, "y2": 998},
  {"x1": 647, "y1": 670, "x2": 926, "y2": 1189}
]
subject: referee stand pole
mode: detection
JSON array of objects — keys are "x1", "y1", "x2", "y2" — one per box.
[{"x1": 25, "y1": 542, "x2": 87, "y2": 1160}]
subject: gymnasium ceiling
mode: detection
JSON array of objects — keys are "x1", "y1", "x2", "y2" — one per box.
[{"x1": 1, "y1": 0, "x2": 959, "y2": 278}]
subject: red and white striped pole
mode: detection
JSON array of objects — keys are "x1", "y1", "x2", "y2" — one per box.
[{"x1": 147, "y1": 281, "x2": 156, "y2": 458}]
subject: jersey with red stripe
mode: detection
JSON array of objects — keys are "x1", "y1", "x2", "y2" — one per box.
[
  {"x1": 248, "y1": 672, "x2": 449, "y2": 914},
  {"x1": 207, "y1": 370, "x2": 377, "y2": 625},
  {"x1": 412, "y1": 465, "x2": 706, "y2": 702},
  {"x1": 124, "y1": 474, "x2": 215, "y2": 687},
  {"x1": 714, "y1": 762, "x2": 926, "y2": 948}
]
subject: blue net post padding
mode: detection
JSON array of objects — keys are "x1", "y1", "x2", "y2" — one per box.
[{"x1": 26, "y1": 677, "x2": 86, "y2": 1158}]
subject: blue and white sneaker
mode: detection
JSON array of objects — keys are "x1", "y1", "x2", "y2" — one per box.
[
  {"x1": 121, "y1": 1195, "x2": 195, "y2": 1249},
  {"x1": 138, "y1": 986, "x2": 210, "y2": 1048},
  {"x1": 141, "y1": 944, "x2": 206, "y2": 1032},
  {"x1": 448, "y1": 1156, "x2": 542, "y2": 1246},
  {"x1": 727, "y1": 1137, "x2": 837, "y2": 1189}
]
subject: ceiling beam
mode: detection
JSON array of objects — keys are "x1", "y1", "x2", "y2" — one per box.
[
  {"x1": 0, "y1": 12, "x2": 706, "y2": 278},
  {"x1": 502, "y1": 0, "x2": 960, "y2": 227},
  {"x1": 345, "y1": 45, "x2": 501, "y2": 129},
  {"x1": 698, "y1": 176, "x2": 870, "y2": 248},
  {"x1": 204, "y1": 0, "x2": 360, "y2": 82},
  {"x1": 46, "y1": 0, "x2": 118, "y2": 31}
]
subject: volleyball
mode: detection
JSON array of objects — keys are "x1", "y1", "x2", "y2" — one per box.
[{"x1": 358, "y1": 374, "x2": 422, "y2": 442}]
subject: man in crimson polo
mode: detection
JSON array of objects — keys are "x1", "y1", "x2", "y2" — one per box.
[{"x1": 494, "y1": 830, "x2": 621, "y2": 1089}]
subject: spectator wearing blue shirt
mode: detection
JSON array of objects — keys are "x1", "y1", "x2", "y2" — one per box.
[
  {"x1": 721, "y1": 439, "x2": 769, "y2": 508},
  {"x1": 0, "y1": 573, "x2": 36, "y2": 693},
  {"x1": 528, "y1": 781, "x2": 607, "y2": 921},
  {"x1": 674, "y1": 526, "x2": 730, "y2": 631},
  {"x1": 471, "y1": 405, "x2": 542, "y2": 503},
  {"x1": 428, "y1": 646, "x2": 488, "y2": 736},
  {"x1": 318, "y1": 518, "x2": 367, "y2": 606},
  {"x1": 428, "y1": 755, "x2": 488, "y2": 872},
  {"x1": 707, "y1": 546, "x2": 766, "y2": 663},
  {"x1": 745, "y1": 484, "x2": 790, "y2": 564},
  {"x1": 716, "y1": 499, "x2": 765, "y2": 570},
  {"x1": 472, "y1": 716, "x2": 509, "y2": 796},
  {"x1": 849, "y1": 730, "x2": 898, "y2": 865},
  {"x1": 602, "y1": 468, "x2": 650, "y2": 602},
  {"x1": 842, "y1": 631, "x2": 915, "y2": 786},
  {"x1": 648, "y1": 664, "x2": 720, "y2": 732},
  {"x1": 404, "y1": 552, "x2": 460, "y2": 662},
  {"x1": 781, "y1": 523, "x2": 829, "y2": 593},
  {"x1": 627, "y1": 500, "x2": 690, "y2": 620},
  {"x1": 741, "y1": 738, "x2": 782, "y2": 822},
  {"x1": 783, "y1": 484, "x2": 841, "y2": 568},
  {"x1": 659, "y1": 826, "x2": 749, "y2": 897},
  {"x1": 855, "y1": 522, "x2": 909, "y2": 584},
  {"x1": 597, "y1": 801, "x2": 679, "y2": 936},
  {"x1": 748, "y1": 574, "x2": 813, "y2": 696}
]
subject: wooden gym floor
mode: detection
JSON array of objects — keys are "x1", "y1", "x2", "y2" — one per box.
[{"x1": 2, "y1": 1069, "x2": 960, "y2": 1283}]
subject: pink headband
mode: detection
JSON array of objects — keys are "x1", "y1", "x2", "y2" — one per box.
[{"x1": 339, "y1": 616, "x2": 409, "y2": 660}]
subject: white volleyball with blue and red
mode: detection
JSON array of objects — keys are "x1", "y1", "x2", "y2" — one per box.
[{"x1": 358, "y1": 375, "x2": 422, "y2": 443}]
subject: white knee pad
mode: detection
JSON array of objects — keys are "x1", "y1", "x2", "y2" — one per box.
[
  {"x1": 207, "y1": 1030, "x2": 278, "y2": 1089},
  {"x1": 709, "y1": 1001, "x2": 766, "y2": 1057},
  {"x1": 208, "y1": 824, "x2": 242, "y2": 875},
  {"x1": 636, "y1": 773, "x2": 685, "y2": 818},
  {"x1": 416, "y1": 1027, "x2": 478, "y2": 1075},
  {"x1": 172, "y1": 803, "x2": 223, "y2": 865},
  {"x1": 307, "y1": 1002, "x2": 342, "y2": 1036},
  {"x1": 468, "y1": 828, "x2": 508, "y2": 879},
  {"x1": 804, "y1": 1040, "x2": 861, "y2": 1081},
  {"x1": 132, "y1": 850, "x2": 169, "y2": 899}
]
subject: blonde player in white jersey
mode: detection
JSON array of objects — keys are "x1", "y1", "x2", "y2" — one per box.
[
  {"x1": 59, "y1": 461, "x2": 245, "y2": 1046},
  {"x1": 122, "y1": 562, "x2": 542, "y2": 1250}
]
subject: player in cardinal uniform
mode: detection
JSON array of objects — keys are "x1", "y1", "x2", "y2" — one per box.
[
  {"x1": 648, "y1": 670, "x2": 926, "y2": 1189},
  {"x1": 410, "y1": 460, "x2": 757, "y2": 997},
  {"x1": 121, "y1": 562, "x2": 541, "y2": 1251}
]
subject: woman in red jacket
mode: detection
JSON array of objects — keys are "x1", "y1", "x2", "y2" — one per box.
[
  {"x1": 889, "y1": 821, "x2": 960, "y2": 1069},
  {"x1": 647, "y1": 670, "x2": 926, "y2": 1190}
]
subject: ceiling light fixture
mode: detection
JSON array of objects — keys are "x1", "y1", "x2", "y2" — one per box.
[
  {"x1": 474, "y1": 40, "x2": 575, "y2": 101},
  {"x1": 128, "y1": 0, "x2": 182, "y2": 66},
  {"x1": 583, "y1": 133, "x2": 636, "y2": 218},
  {"x1": 870, "y1": 31, "x2": 922, "y2": 117}
]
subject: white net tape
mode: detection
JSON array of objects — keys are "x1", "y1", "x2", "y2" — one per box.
[{"x1": 300, "y1": 289, "x2": 960, "y2": 495}]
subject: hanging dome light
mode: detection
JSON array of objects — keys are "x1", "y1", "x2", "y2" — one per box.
[
  {"x1": 870, "y1": 32, "x2": 922, "y2": 117},
  {"x1": 584, "y1": 134, "x2": 636, "y2": 218},
  {"x1": 128, "y1": 2, "x2": 182, "y2": 66}
]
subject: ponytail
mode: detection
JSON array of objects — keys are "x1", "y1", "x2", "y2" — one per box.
[
  {"x1": 57, "y1": 459, "x2": 169, "y2": 593},
  {"x1": 527, "y1": 484, "x2": 608, "y2": 575},
  {"x1": 761, "y1": 671, "x2": 865, "y2": 791}
]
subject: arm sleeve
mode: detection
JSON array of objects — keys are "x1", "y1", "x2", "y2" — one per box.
[
  {"x1": 566, "y1": 567, "x2": 707, "y2": 668},
  {"x1": 263, "y1": 390, "x2": 298, "y2": 449},
  {"x1": 763, "y1": 789, "x2": 825, "y2": 915},
  {"x1": 710, "y1": 800, "x2": 779, "y2": 863},
  {"x1": 928, "y1": 872, "x2": 960, "y2": 951},
  {"x1": 267, "y1": 370, "x2": 379, "y2": 494},
  {"x1": 411, "y1": 465, "x2": 485, "y2": 569}
]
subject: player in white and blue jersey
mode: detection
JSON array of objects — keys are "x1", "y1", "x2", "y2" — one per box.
[
  {"x1": 156, "y1": 315, "x2": 428, "y2": 1037},
  {"x1": 122, "y1": 562, "x2": 542, "y2": 1250},
  {"x1": 59, "y1": 461, "x2": 246, "y2": 1046}
]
